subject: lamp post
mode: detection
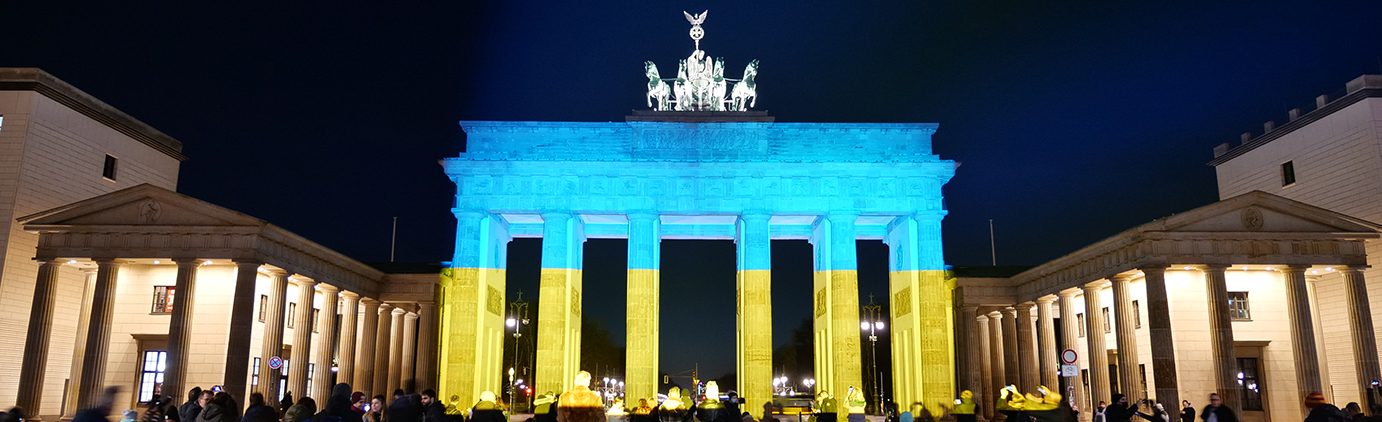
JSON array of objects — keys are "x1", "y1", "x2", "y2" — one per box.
[
  {"x1": 507, "y1": 291, "x2": 530, "y2": 413},
  {"x1": 860, "y1": 295, "x2": 885, "y2": 415}
]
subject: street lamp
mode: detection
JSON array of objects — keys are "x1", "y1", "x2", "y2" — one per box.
[
  {"x1": 508, "y1": 291, "x2": 530, "y2": 413},
  {"x1": 861, "y1": 295, "x2": 885, "y2": 415}
]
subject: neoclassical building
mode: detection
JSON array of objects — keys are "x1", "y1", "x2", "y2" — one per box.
[
  {"x1": 14, "y1": 185, "x2": 439, "y2": 418},
  {"x1": 955, "y1": 191, "x2": 1380, "y2": 422}
]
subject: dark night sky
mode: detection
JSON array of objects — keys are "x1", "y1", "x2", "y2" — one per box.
[{"x1": 8, "y1": 1, "x2": 1382, "y2": 380}]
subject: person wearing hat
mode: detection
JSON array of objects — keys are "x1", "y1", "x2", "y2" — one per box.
[{"x1": 1305, "y1": 392, "x2": 1347, "y2": 422}]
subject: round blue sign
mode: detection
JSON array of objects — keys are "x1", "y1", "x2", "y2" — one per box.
[{"x1": 268, "y1": 356, "x2": 283, "y2": 369}]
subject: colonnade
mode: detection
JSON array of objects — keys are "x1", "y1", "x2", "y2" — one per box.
[
  {"x1": 14, "y1": 258, "x2": 439, "y2": 419},
  {"x1": 443, "y1": 210, "x2": 954, "y2": 412},
  {"x1": 960, "y1": 265, "x2": 1381, "y2": 422}
]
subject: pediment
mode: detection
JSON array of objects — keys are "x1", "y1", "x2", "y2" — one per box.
[
  {"x1": 19, "y1": 184, "x2": 264, "y2": 228},
  {"x1": 1156, "y1": 191, "x2": 1382, "y2": 234}
]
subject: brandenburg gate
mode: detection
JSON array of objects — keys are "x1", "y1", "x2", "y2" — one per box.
[{"x1": 437, "y1": 10, "x2": 957, "y2": 412}]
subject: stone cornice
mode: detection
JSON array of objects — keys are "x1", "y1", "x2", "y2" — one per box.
[{"x1": 0, "y1": 68, "x2": 187, "y2": 161}]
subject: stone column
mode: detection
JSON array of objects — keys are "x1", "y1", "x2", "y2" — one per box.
[
  {"x1": 535, "y1": 212, "x2": 585, "y2": 397},
  {"x1": 735, "y1": 213, "x2": 772, "y2": 409},
  {"x1": 400, "y1": 310, "x2": 419, "y2": 391},
  {"x1": 337, "y1": 292, "x2": 361, "y2": 390},
  {"x1": 1306, "y1": 275, "x2": 1333, "y2": 402},
  {"x1": 388, "y1": 307, "x2": 406, "y2": 394},
  {"x1": 627, "y1": 212, "x2": 662, "y2": 403},
  {"x1": 1341, "y1": 266, "x2": 1382, "y2": 400},
  {"x1": 288, "y1": 278, "x2": 317, "y2": 399},
  {"x1": 1015, "y1": 302, "x2": 1038, "y2": 391},
  {"x1": 415, "y1": 302, "x2": 438, "y2": 390},
  {"x1": 1141, "y1": 266, "x2": 1178, "y2": 410},
  {"x1": 16, "y1": 259, "x2": 64, "y2": 419},
  {"x1": 1082, "y1": 283, "x2": 1111, "y2": 407},
  {"x1": 1059, "y1": 290, "x2": 1088, "y2": 421},
  {"x1": 987, "y1": 311, "x2": 1006, "y2": 421},
  {"x1": 61, "y1": 268, "x2": 98, "y2": 419},
  {"x1": 1203, "y1": 265, "x2": 1242, "y2": 419},
  {"x1": 373, "y1": 303, "x2": 395, "y2": 396},
  {"x1": 313, "y1": 285, "x2": 341, "y2": 404},
  {"x1": 809, "y1": 213, "x2": 864, "y2": 403},
  {"x1": 441, "y1": 210, "x2": 510, "y2": 404},
  {"x1": 977, "y1": 312, "x2": 994, "y2": 421},
  {"x1": 1037, "y1": 298, "x2": 1059, "y2": 389},
  {"x1": 1110, "y1": 274, "x2": 1139, "y2": 397},
  {"x1": 224, "y1": 261, "x2": 262, "y2": 406},
  {"x1": 162, "y1": 259, "x2": 201, "y2": 402},
  {"x1": 1281, "y1": 266, "x2": 1321, "y2": 408},
  {"x1": 356, "y1": 299, "x2": 380, "y2": 393},
  {"x1": 1002, "y1": 307, "x2": 1019, "y2": 386},
  {"x1": 74, "y1": 259, "x2": 122, "y2": 410},
  {"x1": 257, "y1": 270, "x2": 290, "y2": 402},
  {"x1": 883, "y1": 214, "x2": 952, "y2": 410}
]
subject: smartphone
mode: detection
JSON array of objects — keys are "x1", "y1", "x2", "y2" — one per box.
[
  {"x1": 364, "y1": 404, "x2": 372, "y2": 412},
  {"x1": 954, "y1": 399, "x2": 962, "y2": 405}
]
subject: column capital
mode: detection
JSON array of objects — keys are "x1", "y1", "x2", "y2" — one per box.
[
  {"x1": 1058, "y1": 289, "x2": 1080, "y2": 299},
  {"x1": 340, "y1": 290, "x2": 360, "y2": 299},
  {"x1": 81, "y1": 267, "x2": 99, "y2": 276},
  {"x1": 392, "y1": 307, "x2": 407, "y2": 316},
  {"x1": 1280, "y1": 265, "x2": 1313, "y2": 274},
  {"x1": 172, "y1": 258, "x2": 203, "y2": 265},
  {"x1": 92, "y1": 258, "x2": 124, "y2": 265},
  {"x1": 316, "y1": 284, "x2": 340, "y2": 294},
  {"x1": 539, "y1": 211, "x2": 574, "y2": 221},
  {"x1": 627, "y1": 212, "x2": 660, "y2": 221},
  {"x1": 738, "y1": 213, "x2": 773, "y2": 222},
  {"x1": 1138, "y1": 265, "x2": 1170, "y2": 274},
  {"x1": 1197, "y1": 263, "x2": 1232, "y2": 271},
  {"x1": 404, "y1": 311, "x2": 418, "y2": 319},
  {"x1": 290, "y1": 276, "x2": 317, "y2": 287},
  {"x1": 1014, "y1": 302, "x2": 1035, "y2": 311},
  {"x1": 378, "y1": 302, "x2": 394, "y2": 312},
  {"x1": 263, "y1": 267, "x2": 289, "y2": 277},
  {"x1": 975, "y1": 313, "x2": 989, "y2": 323},
  {"x1": 1109, "y1": 273, "x2": 1136, "y2": 283},
  {"x1": 1036, "y1": 296, "x2": 1056, "y2": 305},
  {"x1": 959, "y1": 305, "x2": 980, "y2": 312},
  {"x1": 986, "y1": 310, "x2": 1003, "y2": 319},
  {"x1": 1340, "y1": 265, "x2": 1371, "y2": 274},
  {"x1": 32, "y1": 258, "x2": 65, "y2": 267},
  {"x1": 232, "y1": 260, "x2": 263, "y2": 270},
  {"x1": 1082, "y1": 281, "x2": 1106, "y2": 293}
]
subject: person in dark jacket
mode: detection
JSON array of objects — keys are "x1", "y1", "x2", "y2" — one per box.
[
  {"x1": 1306, "y1": 392, "x2": 1348, "y2": 422},
  {"x1": 313, "y1": 383, "x2": 364, "y2": 422},
  {"x1": 282, "y1": 393, "x2": 297, "y2": 416},
  {"x1": 243, "y1": 393, "x2": 279, "y2": 422},
  {"x1": 421, "y1": 390, "x2": 447, "y2": 422},
  {"x1": 196, "y1": 393, "x2": 240, "y2": 422},
  {"x1": 1104, "y1": 394, "x2": 1136, "y2": 422},
  {"x1": 75, "y1": 387, "x2": 122, "y2": 422},
  {"x1": 1198, "y1": 394, "x2": 1237, "y2": 422},
  {"x1": 176, "y1": 388, "x2": 206, "y2": 422},
  {"x1": 1179, "y1": 401, "x2": 1194, "y2": 422},
  {"x1": 286, "y1": 398, "x2": 318, "y2": 422}
]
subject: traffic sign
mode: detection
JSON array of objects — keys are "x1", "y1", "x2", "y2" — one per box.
[
  {"x1": 1061, "y1": 364, "x2": 1079, "y2": 377},
  {"x1": 1061, "y1": 349, "x2": 1078, "y2": 364},
  {"x1": 268, "y1": 356, "x2": 284, "y2": 370}
]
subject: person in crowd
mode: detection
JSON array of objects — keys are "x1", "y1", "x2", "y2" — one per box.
[
  {"x1": 282, "y1": 393, "x2": 297, "y2": 416},
  {"x1": 1092, "y1": 401, "x2": 1107, "y2": 422},
  {"x1": 723, "y1": 391, "x2": 742, "y2": 422},
  {"x1": 1, "y1": 407, "x2": 23, "y2": 422},
  {"x1": 242, "y1": 393, "x2": 279, "y2": 422},
  {"x1": 421, "y1": 390, "x2": 446, "y2": 422},
  {"x1": 1345, "y1": 403, "x2": 1364, "y2": 422},
  {"x1": 814, "y1": 391, "x2": 837, "y2": 422},
  {"x1": 1179, "y1": 401, "x2": 1194, "y2": 422},
  {"x1": 948, "y1": 390, "x2": 977, "y2": 422},
  {"x1": 897, "y1": 404, "x2": 913, "y2": 422},
  {"x1": 286, "y1": 398, "x2": 318, "y2": 422},
  {"x1": 444, "y1": 395, "x2": 466, "y2": 422},
  {"x1": 394, "y1": 390, "x2": 407, "y2": 405},
  {"x1": 1306, "y1": 392, "x2": 1348, "y2": 422},
  {"x1": 1198, "y1": 393, "x2": 1236, "y2": 422},
  {"x1": 659, "y1": 388, "x2": 688, "y2": 422},
  {"x1": 693, "y1": 382, "x2": 734, "y2": 422},
  {"x1": 169, "y1": 388, "x2": 200, "y2": 422},
  {"x1": 313, "y1": 383, "x2": 363, "y2": 422},
  {"x1": 1104, "y1": 395, "x2": 1136, "y2": 422},
  {"x1": 365, "y1": 396, "x2": 387, "y2": 422},
  {"x1": 631, "y1": 399, "x2": 655, "y2": 422},
  {"x1": 471, "y1": 391, "x2": 507, "y2": 422},
  {"x1": 352, "y1": 393, "x2": 368, "y2": 416},
  {"x1": 179, "y1": 388, "x2": 208, "y2": 422},
  {"x1": 1133, "y1": 400, "x2": 1169, "y2": 422},
  {"x1": 143, "y1": 395, "x2": 171, "y2": 422},
  {"x1": 121, "y1": 410, "x2": 140, "y2": 422},
  {"x1": 843, "y1": 387, "x2": 866, "y2": 422},
  {"x1": 389, "y1": 394, "x2": 422, "y2": 422},
  {"x1": 196, "y1": 393, "x2": 240, "y2": 422},
  {"x1": 535, "y1": 392, "x2": 559, "y2": 422},
  {"x1": 556, "y1": 372, "x2": 604, "y2": 422},
  {"x1": 75, "y1": 387, "x2": 123, "y2": 422}
]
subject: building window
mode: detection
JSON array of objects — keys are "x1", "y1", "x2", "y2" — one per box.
[
  {"x1": 1238, "y1": 358, "x2": 1264, "y2": 411},
  {"x1": 138, "y1": 350, "x2": 168, "y2": 403},
  {"x1": 1228, "y1": 292, "x2": 1251, "y2": 321},
  {"x1": 102, "y1": 154, "x2": 118, "y2": 181},
  {"x1": 279, "y1": 359, "x2": 289, "y2": 402},
  {"x1": 287, "y1": 303, "x2": 297, "y2": 328},
  {"x1": 1132, "y1": 300, "x2": 1141, "y2": 329},
  {"x1": 259, "y1": 295, "x2": 268, "y2": 322},
  {"x1": 1077, "y1": 313, "x2": 1086, "y2": 337},
  {"x1": 1102, "y1": 307, "x2": 1111, "y2": 333},
  {"x1": 152, "y1": 286, "x2": 176, "y2": 314},
  {"x1": 252, "y1": 357, "x2": 261, "y2": 386},
  {"x1": 1281, "y1": 161, "x2": 1296, "y2": 186},
  {"x1": 0, "y1": 116, "x2": 5, "y2": 133},
  {"x1": 312, "y1": 309, "x2": 321, "y2": 333},
  {"x1": 307, "y1": 363, "x2": 316, "y2": 395},
  {"x1": 1138, "y1": 364, "x2": 1148, "y2": 397}
]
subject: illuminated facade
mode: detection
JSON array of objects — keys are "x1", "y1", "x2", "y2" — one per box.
[{"x1": 441, "y1": 112, "x2": 956, "y2": 410}]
